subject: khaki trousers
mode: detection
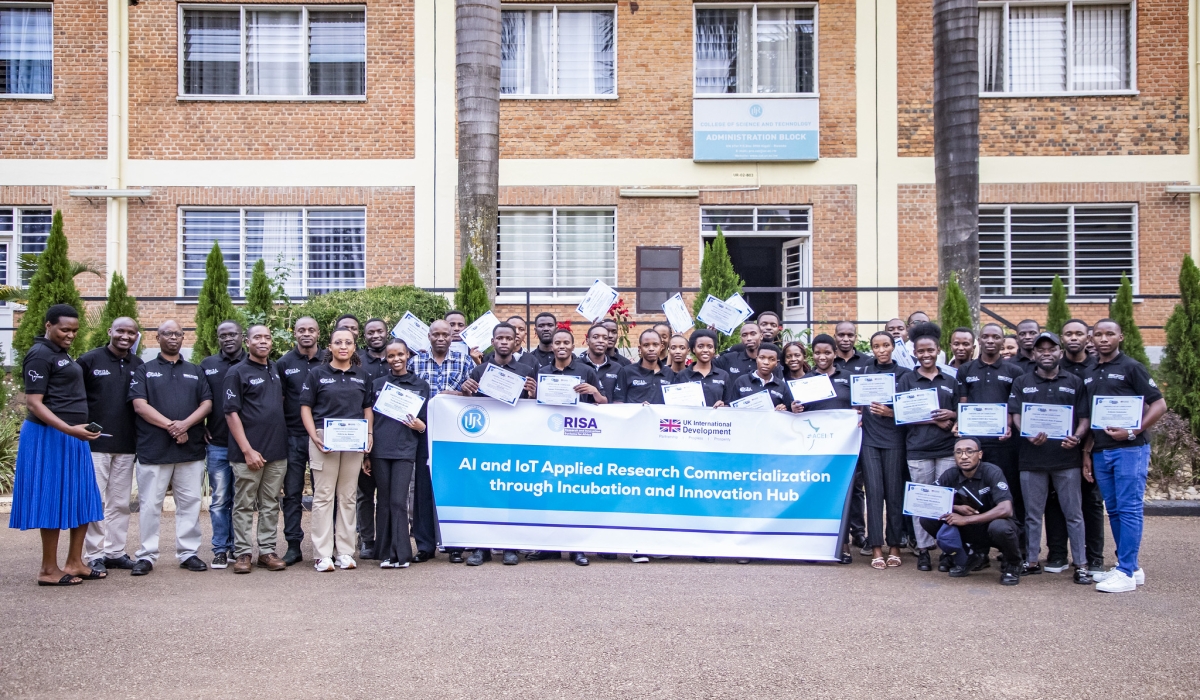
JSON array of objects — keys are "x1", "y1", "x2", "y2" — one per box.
[
  {"x1": 309, "y1": 440, "x2": 363, "y2": 560},
  {"x1": 84, "y1": 452, "x2": 136, "y2": 561},
  {"x1": 232, "y1": 459, "x2": 287, "y2": 557}
]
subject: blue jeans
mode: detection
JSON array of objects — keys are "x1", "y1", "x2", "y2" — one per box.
[
  {"x1": 206, "y1": 445, "x2": 234, "y2": 554},
  {"x1": 1092, "y1": 444, "x2": 1150, "y2": 577}
]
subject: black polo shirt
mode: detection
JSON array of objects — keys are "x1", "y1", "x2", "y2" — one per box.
[
  {"x1": 128, "y1": 354, "x2": 212, "y2": 464},
  {"x1": 672, "y1": 365, "x2": 731, "y2": 407},
  {"x1": 200, "y1": 350, "x2": 246, "y2": 448},
  {"x1": 957, "y1": 356, "x2": 1022, "y2": 447},
  {"x1": 468, "y1": 355, "x2": 536, "y2": 400},
  {"x1": 223, "y1": 358, "x2": 287, "y2": 463},
  {"x1": 22, "y1": 336, "x2": 88, "y2": 427},
  {"x1": 299, "y1": 363, "x2": 371, "y2": 421},
  {"x1": 612, "y1": 362, "x2": 675, "y2": 404},
  {"x1": 1014, "y1": 354, "x2": 1037, "y2": 374},
  {"x1": 536, "y1": 357, "x2": 602, "y2": 404},
  {"x1": 357, "y1": 348, "x2": 391, "y2": 385},
  {"x1": 859, "y1": 360, "x2": 909, "y2": 450},
  {"x1": 1085, "y1": 352, "x2": 1163, "y2": 453},
  {"x1": 834, "y1": 350, "x2": 871, "y2": 375},
  {"x1": 526, "y1": 346, "x2": 557, "y2": 371},
  {"x1": 1007, "y1": 370, "x2": 1088, "y2": 472},
  {"x1": 796, "y1": 367, "x2": 854, "y2": 411},
  {"x1": 367, "y1": 372, "x2": 430, "y2": 460},
  {"x1": 934, "y1": 461, "x2": 1014, "y2": 520},
  {"x1": 482, "y1": 349, "x2": 533, "y2": 368},
  {"x1": 582, "y1": 354, "x2": 623, "y2": 401},
  {"x1": 77, "y1": 345, "x2": 144, "y2": 453},
  {"x1": 728, "y1": 372, "x2": 795, "y2": 408},
  {"x1": 607, "y1": 350, "x2": 632, "y2": 367},
  {"x1": 1060, "y1": 354, "x2": 1096, "y2": 382},
  {"x1": 714, "y1": 349, "x2": 783, "y2": 381},
  {"x1": 276, "y1": 347, "x2": 325, "y2": 437},
  {"x1": 896, "y1": 368, "x2": 959, "y2": 460}
]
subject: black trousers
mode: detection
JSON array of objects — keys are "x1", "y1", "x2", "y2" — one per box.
[
  {"x1": 357, "y1": 468, "x2": 376, "y2": 547},
  {"x1": 1044, "y1": 474, "x2": 1106, "y2": 564},
  {"x1": 919, "y1": 516, "x2": 1021, "y2": 565},
  {"x1": 373, "y1": 458, "x2": 415, "y2": 564},
  {"x1": 412, "y1": 438, "x2": 438, "y2": 555},
  {"x1": 983, "y1": 441, "x2": 1024, "y2": 555},
  {"x1": 281, "y1": 434, "x2": 310, "y2": 547},
  {"x1": 861, "y1": 446, "x2": 906, "y2": 548},
  {"x1": 847, "y1": 461, "x2": 866, "y2": 540}
]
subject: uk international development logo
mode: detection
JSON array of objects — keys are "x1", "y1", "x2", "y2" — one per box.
[
  {"x1": 458, "y1": 405, "x2": 489, "y2": 437},
  {"x1": 660, "y1": 419, "x2": 681, "y2": 433}
]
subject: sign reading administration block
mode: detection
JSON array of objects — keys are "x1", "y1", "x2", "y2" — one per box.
[
  {"x1": 693, "y1": 98, "x2": 819, "y2": 162},
  {"x1": 428, "y1": 396, "x2": 860, "y2": 561}
]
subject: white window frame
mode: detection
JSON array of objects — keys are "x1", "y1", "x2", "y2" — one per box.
[
  {"x1": 692, "y1": 2, "x2": 819, "y2": 99},
  {"x1": 979, "y1": 202, "x2": 1139, "y2": 301},
  {"x1": 698, "y1": 205, "x2": 813, "y2": 300},
  {"x1": 979, "y1": 0, "x2": 1137, "y2": 98},
  {"x1": 0, "y1": 2, "x2": 54, "y2": 100},
  {"x1": 499, "y1": 3, "x2": 618, "y2": 100},
  {"x1": 0, "y1": 206, "x2": 52, "y2": 289},
  {"x1": 177, "y1": 4, "x2": 367, "y2": 101},
  {"x1": 495, "y1": 205, "x2": 618, "y2": 304},
  {"x1": 175, "y1": 206, "x2": 367, "y2": 299}
]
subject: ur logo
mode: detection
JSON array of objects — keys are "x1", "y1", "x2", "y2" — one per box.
[
  {"x1": 749, "y1": 103, "x2": 763, "y2": 117},
  {"x1": 458, "y1": 405, "x2": 490, "y2": 437}
]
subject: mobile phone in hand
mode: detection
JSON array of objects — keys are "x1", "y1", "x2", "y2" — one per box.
[{"x1": 85, "y1": 422, "x2": 103, "y2": 433}]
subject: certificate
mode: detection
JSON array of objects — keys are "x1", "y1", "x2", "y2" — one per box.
[
  {"x1": 461, "y1": 311, "x2": 500, "y2": 351},
  {"x1": 937, "y1": 363, "x2": 959, "y2": 378},
  {"x1": 373, "y1": 383, "x2": 426, "y2": 423},
  {"x1": 1091, "y1": 395, "x2": 1144, "y2": 430},
  {"x1": 661, "y1": 293, "x2": 694, "y2": 334},
  {"x1": 576, "y1": 279, "x2": 619, "y2": 323},
  {"x1": 450, "y1": 341, "x2": 471, "y2": 358},
  {"x1": 724, "y1": 293, "x2": 754, "y2": 320},
  {"x1": 788, "y1": 375, "x2": 836, "y2": 404},
  {"x1": 1020, "y1": 403, "x2": 1074, "y2": 439},
  {"x1": 893, "y1": 388, "x2": 941, "y2": 425},
  {"x1": 478, "y1": 363, "x2": 526, "y2": 406},
  {"x1": 902, "y1": 482, "x2": 955, "y2": 519},
  {"x1": 323, "y1": 418, "x2": 368, "y2": 452},
  {"x1": 958, "y1": 403, "x2": 1008, "y2": 437},
  {"x1": 661, "y1": 381, "x2": 707, "y2": 407},
  {"x1": 537, "y1": 374, "x2": 581, "y2": 406},
  {"x1": 892, "y1": 341, "x2": 916, "y2": 370},
  {"x1": 851, "y1": 373, "x2": 895, "y2": 406},
  {"x1": 697, "y1": 295, "x2": 746, "y2": 335},
  {"x1": 391, "y1": 312, "x2": 432, "y2": 354},
  {"x1": 730, "y1": 391, "x2": 775, "y2": 411}
]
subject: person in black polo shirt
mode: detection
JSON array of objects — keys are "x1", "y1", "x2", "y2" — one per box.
[
  {"x1": 781, "y1": 341, "x2": 811, "y2": 380},
  {"x1": 666, "y1": 334, "x2": 690, "y2": 375},
  {"x1": 715, "y1": 323, "x2": 771, "y2": 380},
  {"x1": 947, "y1": 327, "x2": 976, "y2": 370},
  {"x1": 601, "y1": 318, "x2": 632, "y2": 366},
  {"x1": 199, "y1": 319, "x2": 245, "y2": 569},
  {"x1": 833, "y1": 322, "x2": 869, "y2": 374},
  {"x1": 1007, "y1": 332, "x2": 1091, "y2": 584},
  {"x1": 525, "y1": 312, "x2": 559, "y2": 370},
  {"x1": 795, "y1": 334, "x2": 854, "y2": 411},
  {"x1": 580, "y1": 323, "x2": 622, "y2": 401},
  {"x1": 482, "y1": 315, "x2": 531, "y2": 366},
  {"x1": 461, "y1": 322, "x2": 538, "y2": 405},
  {"x1": 726, "y1": 343, "x2": 796, "y2": 410},
  {"x1": 671, "y1": 330, "x2": 730, "y2": 407},
  {"x1": 354, "y1": 317, "x2": 391, "y2": 560},
  {"x1": 756, "y1": 311, "x2": 781, "y2": 344},
  {"x1": 896, "y1": 322, "x2": 959, "y2": 572},
  {"x1": 1085, "y1": 319, "x2": 1167, "y2": 593},
  {"x1": 275, "y1": 316, "x2": 323, "y2": 565},
  {"x1": 1014, "y1": 319, "x2": 1040, "y2": 374},
  {"x1": 918, "y1": 437, "x2": 1022, "y2": 585},
  {"x1": 223, "y1": 324, "x2": 289, "y2": 574},
  {"x1": 365, "y1": 339, "x2": 430, "y2": 569},
  {"x1": 613, "y1": 329, "x2": 674, "y2": 404},
  {"x1": 77, "y1": 316, "x2": 143, "y2": 573},
  {"x1": 358, "y1": 318, "x2": 391, "y2": 384},
  {"x1": 129, "y1": 320, "x2": 213, "y2": 577},
  {"x1": 859, "y1": 331, "x2": 910, "y2": 570},
  {"x1": 532, "y1": 328, "x2": 607, "y2": 406}
]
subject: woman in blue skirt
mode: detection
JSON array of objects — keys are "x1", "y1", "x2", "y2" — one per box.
[{"x1": 10, "y1": 304, "x2": 104, "y2": 586}]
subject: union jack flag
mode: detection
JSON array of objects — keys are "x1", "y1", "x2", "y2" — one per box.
[{"x1": 660, "y1": 419, "x2": 681, "y2": 433}]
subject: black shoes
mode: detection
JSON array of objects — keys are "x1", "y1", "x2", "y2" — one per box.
[
  {"x1": 1073, "y1": 567, "x2": 1093, "y2": 585},
  {"x1": 1000, "y1": 565, "x2": 1021, "y2": 586},
  {"x1": 525, "y1": 551, "x2": 562, "y2": 561},
  {"x1": 282, "y1": 543, "x2": 303, "y2": 566},
  {"x1": 413, "y1": 550, "x2": 435, "y2": 563},
  {"x1": 917, "y1": 550, "x2": 932, "y2": 571},
  {"x1": 210, "y1": 552, "x2": 228, "y2": 569},
  {"x1": 130, "y1": 559, "x2": 153, "y2": 576},
  {"x1": 598, "y1": 553, "x2": 618, "y2": 560},
  {"x1": 180, "y1": 556, "x2": 208, "y2": 572},
  {"x1": 359, "y1": 542, "x2": 377, "y2": 560},
  {"x1": 1020, "y1": 562, "x2": 1043, "y2": 576},
  {"x1": 448, "y1": 549, "x2": 465, "y2": 564},
  {"x1": 937, "y1": 552, "x2": 951, "y2": 573},
  {"x1": 502, "y1": 550, "x2": 520, "y2": 565},
  {"x1": 968, "y1": 552, "x2": 991, "y2": 571},
  {"x1": 850, "y1": 532, "x2": 866, "y2": 550},
  {"x1": 1044, "y1": 558, "x2": 1070, "y2": 573},
  {"x1": 465, "y1": 548, "x2": 492, "y2": 566},
  {"x1": 104, "y1": 554, "x2": 137, "y2": 570},
  {"x1": 948, "y1": 564, "x2": 969, "y2": 578},
  {"x1": 693, "y1": 557, "x2": 716, "y2": 563},
  {"x1": 572, "y1": 552, "x2": 589, "y2": 566}
]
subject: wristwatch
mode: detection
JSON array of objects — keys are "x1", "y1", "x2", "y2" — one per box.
[{"x1": 1126, "y1": 430, "x2": 1137, "y2": 441}]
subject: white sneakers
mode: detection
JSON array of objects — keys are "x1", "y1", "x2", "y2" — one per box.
[
  {"x1": 314, "y1": 557, "x2": 335, "y2": 572},
  {"x1": 1094, "y1": 567, "x2": 1145, "y2": 592},
  {"x1": 336, "y1": 555, "x2": 357, "y2": 570},
  {"x1": 630, "y1": 555, "x2": 649, "y2": 563},
  {"x1": 380, "y1": 559, "x2": 410, "y2": 569}
]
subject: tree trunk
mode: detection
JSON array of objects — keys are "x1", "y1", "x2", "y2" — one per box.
[
  {"x1": 457, "y1": 0, "x2": 501, "y2": 300},
  {"x1": 932, "y1": 0, "x2": 980, "y2": 325}
]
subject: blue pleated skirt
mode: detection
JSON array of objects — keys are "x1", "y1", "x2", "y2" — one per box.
[{"x1": 8, "y1": 420, "x2": 103, "y2": 530}]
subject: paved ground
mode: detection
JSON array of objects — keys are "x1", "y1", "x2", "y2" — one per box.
[{"x1": 1, "y1": 514, "x2": 1198, "y2": 699}]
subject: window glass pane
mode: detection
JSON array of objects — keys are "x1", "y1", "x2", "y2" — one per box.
[
  {"x1": 756, "y1": 208, "x2": 810, "y2": 232},
  {"x1": 0, "y1": 207, "x2": 12, "y2": 232},
  {"x1": 245, "y1": 210, "x2": 303, "y2": 297},
  {"x1": 1008, "y1": 207, "x2": 1070, "y2": 296},
  {"x1": 497, "y1": 211, "x2": 554, "y2": 288},
  {"x1": 307, "y1": 210, "x2": 365, "y2": 294},
  {"x1": 247, "y1": 10, "x2": 303, "y2": 96},
  {"x1": 0, "y1": 242, "x2": 8, "y2": 289},
  {"x1": 695, "y1": 8, "x2": 751, "y2": 94},
  {"x1": 979, "y1": 207, "x2": 1008, "y2": 296},
  {"x1": 639, "y1": 248, "x2": 681, "y2": 269},
  {"x1": 500, "y1": 10, "x2": 551, "y2": 95},
  {"x1": 17, "y1": 208, "x2": 50, "y2": 286},
  {"x1": 557, "y1": 10, "x2": 614, "y2": 95},
  {"x1": 309, "y1": 10, "x2": 365, "y2": 96},
  {"x1": 701, "y1": 208, "x2": 754, "y2": 232},
  {"x1": 1073, "y1": 206, "x2": 1134, "y2": 296},
  {"x1": 637, "y1": 248, "x2": 681, "y2": 313},
  {"x1": 1073, "y1": 4, "x2": 1129, "y2": 91},
  {"x1": 979, "y1": 7, "x2": 1004, "y2": 92},
  {"x1": 756, "y1": 7, "x2": 814, "y2": 93},
  {"x1": 1008, "y1": 6, "x2": 1067, "y2": 92},
  {"x1": 181, "y1": 211, "x2": 241, "y2": 297},
  {"x1": 183, "y1": 9, "x2": 240, "y2": 95},
  {"x1": 556, "y1": 210, "x2": 615, "y2": 288},
  {"x1": 0, "y1": 7, "x2": 52, "y2": 95}
]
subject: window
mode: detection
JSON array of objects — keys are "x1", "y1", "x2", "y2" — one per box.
[
  {"x1": 701, "y1": 207, "x2": 811, "y2": 235},
  {"x1": 181, "y1": 5, "x2": 366, "y2": 98},
  {"x1": 636, "y1": 247, "x2": 682, "y2": 313},
  {"x1": 979, "y1": 2, "x2": 1133, "y2": 94},
  {"x1": 0, "y1": 5, "x2": 52, "y2": 96},
  {"x1": 501, "y1": 5, "x2": 615, "y2": 97},
  {"x1": 497, "y1": 208, "x2": 616, "y2": 298},
  {"x1": 694, "y1": 3, "x2": 815, "y2": 95},
  {"x1": 0, "y1": 207, "x2": 51, "y2": 285},
  {"x1": 179, "y1": 208, "x2": 365, "y2": 297},
  {"x1": 979, "y1": 204, "x2": 1136, "y2": 297}
]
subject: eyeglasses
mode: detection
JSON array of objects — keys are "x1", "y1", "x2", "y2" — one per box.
[
  {"x1": 954, "y1": 449, "x2": 980, "y2": 457},
  {"x1": 158, "y1": 332, "x2": 184, "y2": 339}
]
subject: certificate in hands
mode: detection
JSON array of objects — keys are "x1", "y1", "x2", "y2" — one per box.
[
  {"x1": 851, "y1": 373, "x2": 895, "y2": 406},
  {"x1": 537, "y1": 374, "x2": 581, "y2": 406},
  {"x1": 696, "y1": 295, "x2": 746, "y2": 335},
  {"x1": 788, "y1": 375, "x2": 836, "y2": 404},
  {"x1": 661, "y1": 293, "x2": 694, "y2": 334},
  {"x1": 893, "y1": 388, "x2": 941, "y2": 425},
  {"x1": 1091, "y1": 395, "x2": 1144, "y2": 430},
  {"x1": 730, "y1": 391, "x2": 775, "y2": 411},
  {"x1": 902, "y1": 482, "x2": 955, "y2": 519},
  {"x1": 461, "y1": 311, "x2": 500, "y2": 351},
  {"x1": 323, "y1": 418, "x2": 369, "y2": 452},
  {"x1": 576, "y1": 279, "x2": 620, "y2": 323},
  {"x1": 1020, "y1": 403, "x2": 1074, "y2": 439},
  {"x1": 957, "y1": 403, "x2": 1008, "y2": 437},
  {"x1": 391, "y1": 312, "x2": 432, "y2": 354},
  {"x1": 373, "y1": 383, "x2": 426, "y2": 423},
  {"x1": 661, "y1": 381, "x2": 707, "y2": 407},
  {"x1": 478, "y1": 363, "x2": 526, "y2": 406}
]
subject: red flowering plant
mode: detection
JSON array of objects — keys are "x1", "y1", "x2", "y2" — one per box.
[{"x1": 607, "y1": 298, "x2": 635, "y2": 350}]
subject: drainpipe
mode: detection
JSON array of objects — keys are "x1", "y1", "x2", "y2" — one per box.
[{"x1": 105, "y1": 0, "x2": 129, "y2": 280}]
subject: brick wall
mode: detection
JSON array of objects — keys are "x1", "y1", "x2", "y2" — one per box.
[
  {"x1": 0, "y1": 0, "x2": 108, "y2": 159},
  {"x1": 0, "y1": 186, "x2": 109, "y2": 298},
  {"x1": 127, "y1": 0, "x2": 415, "y2": 159},
  {"x1": 896, "y1": 0, "x2": 1189, "y2": 157},
  {"x1": 499, "y1": 0, "x2": 856, "y2": 159}
]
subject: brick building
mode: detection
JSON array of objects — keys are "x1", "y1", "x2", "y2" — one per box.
[{"x1": 1, "y1": 0, "x2": 1196, "y2": 353}]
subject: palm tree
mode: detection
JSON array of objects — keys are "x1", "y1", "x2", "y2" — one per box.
[
  {"x1": 932, "y1": 0, "x2": 981, "y2": 324},
  {"x1": 457, "y1": 0, "x2": 502, "y2": 300},
  {"x1": 0, "y1": 254, "x2": 103, "y2": 304}
]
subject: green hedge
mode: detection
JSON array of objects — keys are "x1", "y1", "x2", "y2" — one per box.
[{"x1": 294, "y1": 285, "x2": 450, "y2": 347}]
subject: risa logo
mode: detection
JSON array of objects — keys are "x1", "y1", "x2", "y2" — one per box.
[
  {"x1": 1023, "y1": 387, "x2": 1039, "y2": 394},
  {"x1": 249, "y1": 377, "x2": 264, "y2": 385},
  {"x1": 547, "y1": 413, "x2": 601, "y2": 437},
  {"x1": 320, "y1": 378, "x2": 336, "y2": 384},
  {"x1": 205, "y1": 369, "x2": 220, "y2": 375},
  {"x1": 26, "y1": 370, "x2": 44, "y2": 382},
  {"x1": 57, "y1": 359, "x2": 69, "y2": 367},
  {"x1": 92, "y1": 369, "x2": 111, "y2": 376},
  {"x1": 146, "y1": 372, "x2": 163, "y2": 378},
  {"x1": 183, "y1": 374, "x2": 198, "y2": 380},
  {"x1": 285, "y1": 368, "x2": 301, "y2": 375}
]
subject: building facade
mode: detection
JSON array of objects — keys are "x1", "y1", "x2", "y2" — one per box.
[{"x1": 1, "y1": 0, "x2": 1196, "y2": 351}]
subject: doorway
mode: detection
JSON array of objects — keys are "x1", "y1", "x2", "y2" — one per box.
[{"x1": 723, "y1": 236, "x2": 782, "y2": 320}]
